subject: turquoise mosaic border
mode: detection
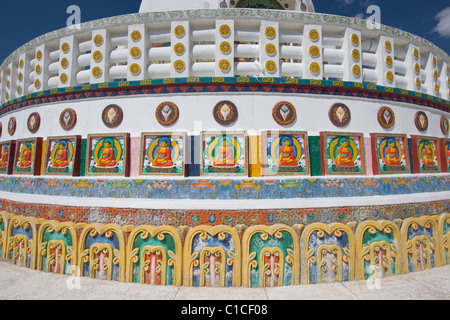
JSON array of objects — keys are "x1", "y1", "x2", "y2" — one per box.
[{"x1": 0, "y1": 175, "x2": 449, "y2": 201}]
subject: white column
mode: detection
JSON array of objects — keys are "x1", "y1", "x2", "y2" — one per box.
[
  {"x1": 440, "y1": 62, "x2": 449, "y2": 101},
  {"x1": 424, "y1": 52, "x2": 439, "y2": 97},
  {"x1": 302, "y1": 25, "x2": 323, "y2": 80},
  {"x1": 260, "y1": 20, "x2": 279, "y2": 77},
  {"x1": 342, "y1": 28, "x2": 362, "y2": 83},
  {"x1": 32, "y1": 44, "x2": 50, "y2": 92},
  {"x1": 5, "y1": 62, "x2": 15, "y2": 102},
  {"x1": 215, "y1": 19, "x2": 235, "y2": 77},
  {"x1": 90, "y1": 29, "x2": 111, "y2": 84},
  {"x1": 127, "y1": 24, "x2": 147, "y2": 81},
  {"x1": 16, "y1": 53, "x2": 31, "y2": 98},
  {"x1": 376, "y1": 35, "x2": 395, "y2": 87},
  {"x1": 58, "y1": 35, "x2": 79, "y2": 88},
  {"x1": 171, "y1": 21, "x2": 190, "y2": 78},
  {"x1": 404, "y1": 44, "x2": 422, "y2": 92},
  {"x1": 0, "y1": 68, "x2": 5, "y2": 104}
]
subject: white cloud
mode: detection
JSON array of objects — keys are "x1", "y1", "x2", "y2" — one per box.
[{"x1": 433, "y1": 7, "x2": 450, "y2": 37}]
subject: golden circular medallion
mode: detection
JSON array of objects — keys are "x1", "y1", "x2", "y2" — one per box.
[
  {"x1": 36, "y1": 65, "x2": 42, "y2": 75},
  {"x1": 351, "y1": 34, "x2": 359, "y2": 46},
  {"x1": 92, "y1": 66, "x2": 102, "y2": 78},
  {"x1": 414, "y1": 63, "x2": 420, "y2": 75},
  {"x1": 416, "y1": 77, "x2": 421, "y2": 88},
  {"x1": 219, "y1": 24, "x2": 231, "y2": 37},
  {"x1": 310, "y1": 62, "x2": 321, "y2": 75},
  {"x1": 433, "y1": 70, "x2": 438, "y2": 80},
  {"x1": 61, "y1": 42, "x2": 70, "y2": 54},
  {"x1": 432, "y1": 56, "x2": 437, "y2": 66},
  {"x1": 220, "y1": 41, "x2": 232, "y2": 55},
  {"x1": 384, "y1": 41, "x2": 392, "y2": 53},
  {"x1": 131, "y1": 30, "x2": 142, "y2": 42},
  {"x1": 19, "y1": 59, "x2": 24, "y2": 68},
  {"x1": 173, "y1": 60, "x2": 186, "y2": 72},
  {"x1": 129, "y1": 63, "x2": 141, "y2": 75},
  {"x1": 385, "y1": 55, "x2": 393, "y2": 68},
  {"x1": 60, "y1": 73, "x2": 68, "y2": 84},
  {"x1": 265, "y1": 43, "x2": 277, "y2": 56},
  {"x1": 17, "y1": 85, "x2": 22, "y2": 95},
  {"x1": 309, "y1": 45, "x2": 320, "y2": 58},
  {"x1": 7, "y1": 68, "x2": 10, "y2": 76},
  {"x1": 93, "y1": 34, "x2": 104, "y2": 46},
  {"x1": 173, "y1": 43, "x2": 185, "y2": 56},
  {"x1": 435, "y1": 83, "x2": 440, "y2": 93},
  {"x1": 36, "y1": 50, "x2": 42, "y2": 61},
  {"x1": 5, "y1": 93, "x2": 9, "y2": 100},
  {"x1": 265, "y1": 26, "x2": 276, "y2": 39},
  {"x1": 18, "y1": 72, "x2": 23, "y2": 82},
  {"x1": 174, "y1": 25, "x2": 186, "y2": 38},
  {"x1": 130, "y1": 46, "x2": 142, "y2": 58},
  {"x1": 265, "y1": 60, "x2": 277, "y2": 73},
  {"x1": 413, "y1": 48, "x2": 419, "y2": 60},
  {"x1": 386, "y1": 71, "x2": 394, "y2": 83},
  {"x1": 219, "y1": 59, "x2": 231, "y2": 72},
  {"x1": 353, "y1": 65, "x2": 361, "y2": 77},
  {"x1": 352, "y1": 49, "x2": 360, "y2": 62},
  {"x1": 6, "y1": 80, "x2": 10, "y2": 89},
  {"x1": 61, "y1": 57, "x2": 69, "y2": 69},
  {"x1": 309, "y1": 29, "x2": 319, "y2": 42},
  {"x1": 35, "y1": 79, "x2": 41, "y2": 89},
  {"x1": 93, "y1": 50, "x2": 103, "y2": 63}
]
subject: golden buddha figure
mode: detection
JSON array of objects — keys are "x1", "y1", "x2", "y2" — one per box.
[
  {"x1": 0, "y1": 145, "x2": 8, "y2": 168},
  {"x1": 152, "y1": 139, "x2": 173, "y2": 167},
  {"x1": 52, "y1": 141, "x2": 69, "y2": 168},
  {"x1": 384, "y1": 139, "x2": 401, "y2": 166},
  {"x1": 421, "y1": 142, "x2": 435, "y2": 166},
  {"x1": 335, "y1": 140, "x2": 354, "y2": 166},
  {"x1": 19, "y1": 143, "x2": 32, "y2": 168},
  {"x1": 278, "y1": 138, "x2": 297, "y2": 166},
  {"x1": 213, "y1": 139, "x2": 235, "y2": 167},
  {"x1": 97, "y1": 140, "x2": 117, "y2": 167}
]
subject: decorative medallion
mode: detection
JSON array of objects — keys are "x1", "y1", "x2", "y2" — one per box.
[
  {"x1": 433, "y1": 70, "x2": 438, "y2": 80},
  {"x1": 155, "y1": 102, "x2": 180, "y2": 126},
  {"x1": 309, "y1": 45, "x2": 320, "y2": 58},
  {"x1": 102, "y1": 104, "x2": 123, "y2": 128},
  {"x1": 329, "y1": 103, "x2": 351, "y2": 127},
  {"x1": 386, "y1": 71, "x2": 394, "y2": 83},
  {"x1": 174, "y1": 25, "x2": 186, "y2": 38},
  {"x1": 384, "y1": 41, "x2": 392, "y2": 53},
  {"x1": 441, "y1": 116, "x2": 449, "y2": 135},
  {"x1": 265, "y1": 60, "x2": 277, "y2": 73},
  {"x1": 7, "y1": 68, "x2": 10, "y2": 76},
  {"x1": 93, "y1": 50, "x2": 103, "y2": 63},
  {"x1": 220, "y1": 41, "x2": 232, "y2": 55},
  {"x1": 351, "y1": 34, "x2": 359, "y2": 46},
  {"x1": 310, "y1": 62, "x2": 321, "y2": 75},
  {"x1": 435, "y1": 83, "x2": 440, "y2": 93},
  {"x1": 213, "y1": 101, "x2": 238, "y2": 126},
  {"x1": 173, "y1": 43, "x2": 185, "y2": 56},
  {"x1": 27, "y1": 112, "x2": 41, "y2": 134},
  {"x1": 6, "y1": 80, "x2": 10, "y2": 89},
  {"x1": 265, "y1": 43, "x2": 277, "y2": 56},
  {"x1": 414, "y1": 63, "x2": 420, "y2": 75},
  {"x1": 432, "y1": 56, "x2": 437, "y2": 66},
  {"x1": 309, "y1": 29, "x2": 319, "y2": 42},
  {"x1": 18, "y1": 72, "x2": 23, "y2": 81},
  {"x1": 36, "y1": 50, "x2": 42, "y2": 61},
  {"x1": 219, "y1": 24, "x2": 231, "y2": 38},
  {"x1": 130, "y1": 30, "x2": 142, "y2": 42},
  {"x1": 61, "y1": 42, "x2": 70, "y2": 54},
  {"x1": 352, "y1": 49, "x2": 360, "y2": 62},
  {"x1": 413, "y1": 48, "x2": 419, "y2": 60},
  {"x1": 272, "y1": 101, "x2": 297, "y2": 126},
  {"x1": 92, "y1": 66, "x2": 102, "y2": 78},
  {"x1": 377, "y1": 106, "x2": 395, "y2": 129},
  {"x1": 36, "y1": 65, "x2": 42, "y2": 75},
  {"x1": 129, "y1": 63, "x2": 141, "y2": 75},
  {"x1": 218, "y1": 59, "x2": 231, "y2": 72},
  {"x1": 414, "y1": 111, "x2": 428, "y2": 132},
  {"x1": 265, "y1": 26, "x2": 276, "y2": 39},
  {"x1": 386, "y1": 56, "x2": 393, "y2": 68},
  {"x1": 416, "y1": 77, "x2": 422, "y2": 89},
  {"x1": 93, "y1": 34, "x2": 103, "y2": 46},
  {"x1": 19, "y1": 59, "x2": 24, "y2": 68},
  {"x1": 34, "y1": 79, "x2": 41, "y2": 89},
  {"x1": 352, "y1": 65, "x2": 361, "y2": 77},
  {"x1": 61, "y1": 57, "x2": 69, "y2": 69},
  {"x1": 17, "y1": 85, "x2": 22, "y2": 95},
  {"x1": 8, "y1": 117, "x2": 16, "y2": 136},
  {"x1": 60, "y1": 73, "x2": 68, "y2": 84},
  {"x1": 173, "y1": 60, "x2": 186, "y2": 73},
  {"x1": 59, "y1": 108, "x2": 77, "y2": 131}
]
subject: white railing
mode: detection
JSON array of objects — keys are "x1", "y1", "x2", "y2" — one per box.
[{"x1": 0, "y1": 9, "x2": 449, "y2": 106}]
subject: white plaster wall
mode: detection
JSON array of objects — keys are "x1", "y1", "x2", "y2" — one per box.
[{"x1": 0, "y1": 93, "x2": 448, "y2": 141}]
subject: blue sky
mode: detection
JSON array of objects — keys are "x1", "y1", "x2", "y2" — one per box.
[{"x1": 0, "y1": 0, "x2": 448, "y2": 64}]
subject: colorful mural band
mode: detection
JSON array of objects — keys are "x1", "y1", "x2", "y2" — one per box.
[{"x1": 0, "y1": 211, "x2": 448, "y2": 287}]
